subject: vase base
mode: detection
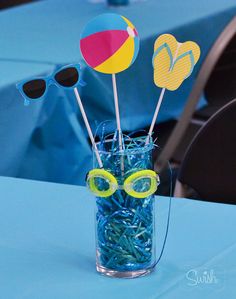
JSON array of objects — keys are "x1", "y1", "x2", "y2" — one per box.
[{"x1": 96, "y1": 264, "x2": 154, "y2": 278}]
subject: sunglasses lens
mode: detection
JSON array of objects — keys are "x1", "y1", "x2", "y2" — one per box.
[
  {"x1": 23, "y1": 79, "x2": 46, "y2": 99},
  {"x1": 55, "y1": 67, "x2": 79, "y2": 87}
]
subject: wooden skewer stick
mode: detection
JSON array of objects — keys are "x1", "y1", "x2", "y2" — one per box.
[
  {"x1": 112, "y1": 73, "x2": 123, "y2": 151},
  {"x1": 146, "y1": 43, "x2": 181, "y2": 144},
  {"x1": 74, "y1": 87, "x2": 103, "y2": 168}
]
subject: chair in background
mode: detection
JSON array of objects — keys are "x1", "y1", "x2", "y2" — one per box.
[
  {"x1": 155, "y1": 16, "x2": 236, "y2": 171},
  {"x1": 0, "y1": 0, "x2": 33, "y2": 10},
  {"x1": 174, "y1": 99, "x2": 236, "y2": 204}
]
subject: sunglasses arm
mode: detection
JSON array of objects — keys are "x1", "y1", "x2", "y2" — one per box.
[{"x1": 78, "y1": 79, "x2": 87, "y2": 87}]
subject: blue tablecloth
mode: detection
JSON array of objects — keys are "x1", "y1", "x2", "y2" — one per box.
[
  {"x1": 0, "y1": 0, "x2": 236, "y2": 184},
  {"x1": 0, "y1": 176, "x2": 235, "y2": 298}
]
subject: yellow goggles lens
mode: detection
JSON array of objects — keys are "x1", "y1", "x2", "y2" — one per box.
[
  {"x1": 124, "y1": 169, "x2": 160, "y2": 198},
  {"x1": 87, "y1": 169, "x2": 118, "y2": 198}
]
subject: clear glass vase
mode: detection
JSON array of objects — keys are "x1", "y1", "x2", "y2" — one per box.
[{"x1": 88, "y1": 138, "x2": 159, "y2": 278}]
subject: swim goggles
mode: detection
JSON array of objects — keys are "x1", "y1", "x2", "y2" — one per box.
[
  {"x1": 87, "y1": 168, "x2": 160, "y2": 199},
  {"x1": 16, "y1": 64, "x2": 86, "y2": 103}
]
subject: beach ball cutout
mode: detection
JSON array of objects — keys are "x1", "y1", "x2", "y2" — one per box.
[{"x1": 80, "y1": 13, "x2": 140, "y2": 74}]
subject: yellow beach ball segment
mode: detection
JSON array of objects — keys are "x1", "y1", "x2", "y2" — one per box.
[{"x1": 87, "y1": 168, "x2": 160, "y2": 199}]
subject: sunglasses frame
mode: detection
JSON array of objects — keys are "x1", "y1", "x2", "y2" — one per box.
[{"x1": 16, "y1": 63, "x2": 86, "y2": 102}]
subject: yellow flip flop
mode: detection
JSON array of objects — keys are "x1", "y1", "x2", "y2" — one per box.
[{"x1": 153, "y1": 34, "x2": 200, "y2": 90}]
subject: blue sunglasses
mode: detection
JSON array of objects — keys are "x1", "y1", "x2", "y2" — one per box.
[{"x1": 16, "y1": 64, "x2": 86, "y2": 105}]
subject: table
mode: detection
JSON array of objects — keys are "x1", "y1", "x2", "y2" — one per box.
[
  {"x1": 1, "y1": 0, "x2": 236, "y2": 185},
  {"x1": 0, "y1": 176, "x2": 235, "y2": 298}
]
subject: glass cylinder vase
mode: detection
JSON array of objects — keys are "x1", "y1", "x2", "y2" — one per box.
[{"x1": 88, "y1": 138, "x2": 159, "y2": 278}]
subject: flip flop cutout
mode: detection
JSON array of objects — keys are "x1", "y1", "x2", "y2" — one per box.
[{"x1": 153, "y1": 34, "x2": 200, "y2": 91}]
